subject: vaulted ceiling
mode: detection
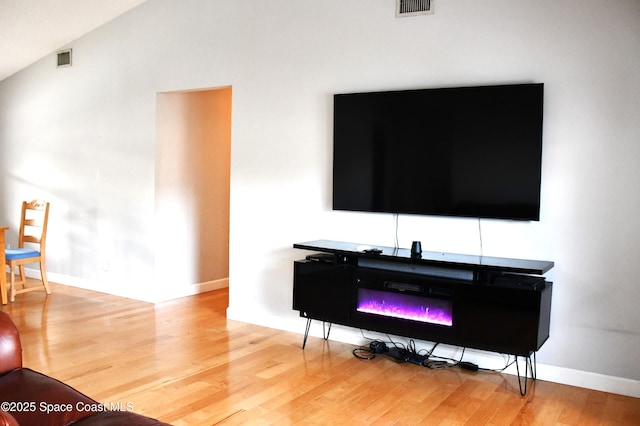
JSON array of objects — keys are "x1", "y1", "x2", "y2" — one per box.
[{"x1": 0, "y1": 0, "x2": 147, "y2": 82}]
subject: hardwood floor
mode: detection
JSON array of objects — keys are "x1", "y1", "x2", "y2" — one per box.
[{"x1": 2, "y1": 280, "x2": 639, "y2": 425}]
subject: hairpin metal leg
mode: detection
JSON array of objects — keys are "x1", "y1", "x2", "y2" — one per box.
[
  {"x1": 515, "y1": 352, "x2": 537, "y2": 396},
  {"x1": 323, "y1": 322, "x2": 332, "y2": 341},
  {"x1": 302, "y1": 318, "x2": 312, "y2": 349},
  {"x1": 301, "y1": 319, "x2": 333, "y2": 350}
]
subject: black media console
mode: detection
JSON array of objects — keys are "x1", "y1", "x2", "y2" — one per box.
[{"x1": 292, "y1": 240, "x2": 554, "y2": 394}]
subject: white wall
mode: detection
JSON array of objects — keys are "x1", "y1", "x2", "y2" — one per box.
[{"x1": 1, "y1": 0, "x2": 639, "y2": 396}]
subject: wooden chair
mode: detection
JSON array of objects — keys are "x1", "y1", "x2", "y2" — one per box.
[{"x1": 4, "y1": 200, "x2": 51, "y2": 302}]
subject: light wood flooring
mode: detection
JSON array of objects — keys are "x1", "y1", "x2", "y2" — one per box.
[{"x1": 1, "y1": 280, "x2": 639, "y2": 425}]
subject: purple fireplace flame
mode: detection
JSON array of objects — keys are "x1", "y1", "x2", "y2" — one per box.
[{"x1": 357, "y1": 288, "x2": 453, "y2": 327}]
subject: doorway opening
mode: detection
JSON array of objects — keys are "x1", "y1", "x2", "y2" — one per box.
[{"x1": 155, "y1": 87, "x2": 231, "y2": 300}]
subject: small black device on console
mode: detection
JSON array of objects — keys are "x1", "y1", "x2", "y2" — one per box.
[
  {"x1": 410, "y1": 241, "x2": 422, "y2": 258},
  {"x1": 493, "y1": 274, "x2": 545, "y2": 290},
  {"x1": 305, "y1": 253, "x2": 336, "y2": 264},
  {"x1": 363, "y1": 248, "x2": 382, "y2": 255}
]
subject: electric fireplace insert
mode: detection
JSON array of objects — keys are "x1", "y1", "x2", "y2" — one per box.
[{"x1": 357, "y1": 287, "x2": 453, "y2": 327}]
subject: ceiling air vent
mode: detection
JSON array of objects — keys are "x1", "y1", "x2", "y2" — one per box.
[
  {"x1": 396, "y1": 0, "x2": 433, "y2": 17},
  {"x1": 57, "y1": 49, "x2": 72, "y2": 68}
]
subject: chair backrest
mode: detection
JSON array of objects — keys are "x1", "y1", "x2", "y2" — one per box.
[{"x1": 18, "y1": 200, "x2": 50, "y2": 256}]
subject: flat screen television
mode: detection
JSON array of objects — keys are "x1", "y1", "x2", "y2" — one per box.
[{"x1": 332, "y1": 83, "x2": 544, "y2": 221}]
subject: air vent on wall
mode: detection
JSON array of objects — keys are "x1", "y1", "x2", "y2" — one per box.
[
  {"x1": 396, "y1": 0, "x2": 433, "y2": 17},
  {"x1": 57, "y1": 49, "x2": 72, "y2": 68}
]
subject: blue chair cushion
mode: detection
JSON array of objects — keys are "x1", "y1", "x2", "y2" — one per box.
[{"x1": 5, "y1": 248, "x2": 40, "y2": 260}]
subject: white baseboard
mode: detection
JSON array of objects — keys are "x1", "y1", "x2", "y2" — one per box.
[
  {"x1": 226, "y1": 307, "x2": 640, "y2": 399},
  {"x1": 152, "y1": 277, "x2": 229, "y2": 303},
  {"x1": 17, "y1": 267, "x2": 228, "y2": 304},
  {"x1": 534, "y1": 363, "x2": 640, "y2": 398}
]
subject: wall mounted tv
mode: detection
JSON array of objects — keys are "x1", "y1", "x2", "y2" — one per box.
[{"x1": 333, "y1": 83, "x2": 544, "y2": 221}]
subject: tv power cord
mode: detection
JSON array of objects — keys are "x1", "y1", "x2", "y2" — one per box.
[
  {"x1": 353, "y1": 340, "x2": 430, "y2": 365},
  {"x1": 352, "y1": 340, "x2": 389, "y2": 360},
  {"x1": 354, "y1": 339, "x2": 480, "y2": 372}
]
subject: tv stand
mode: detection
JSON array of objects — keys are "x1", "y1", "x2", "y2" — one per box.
[{"x1": 292, "y1": 240, "x2": 554, "y2": 395}]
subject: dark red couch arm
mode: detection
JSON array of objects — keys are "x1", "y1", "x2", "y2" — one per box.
[
  {"x1": 0, "y1": 410, "x2": 18, "y2": 426},
  {"x1": 0, "y1": 409, "x2": 18, "y2": 426},
  {"x1": 0, "y1": 311, "x2": 22, "y2": 375}
]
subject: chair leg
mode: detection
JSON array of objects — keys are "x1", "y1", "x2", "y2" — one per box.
[
  {"x1": 18, "y1": 265, "x2": 27, "y2": 289},
  {"x1": 0, "y1": 271, "x2": 7, "y2": 305},
  {"x1": 9, "y1": 267, "x2": 16, "y2": 303},
  {"x1": 40, "y1": 261, "x2": 51, "y2": 295},
  {"x1": 7, "y1": 260, "x2": 51, "y2": 301}
]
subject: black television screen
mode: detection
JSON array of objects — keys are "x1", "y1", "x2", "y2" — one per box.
[{"x1": 332, "y1": 83, "x2": 544, "y2": 221}]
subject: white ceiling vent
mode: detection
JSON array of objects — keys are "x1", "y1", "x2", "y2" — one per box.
[
  {"x1": 57, "y1": 49, "x2": 72, "y2": 68},
  {"x1": 396, "y1": 0, "x2": 433, "y2": 17}
]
